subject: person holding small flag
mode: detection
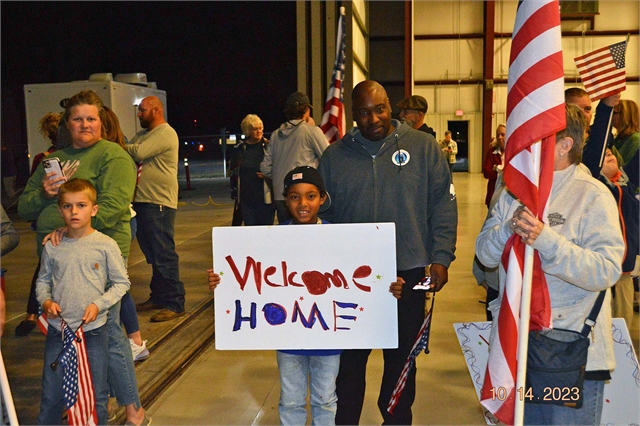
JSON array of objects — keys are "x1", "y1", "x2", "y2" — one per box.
[{"x1": 35, "y1": 178, "x2": 139, "y2": 425}]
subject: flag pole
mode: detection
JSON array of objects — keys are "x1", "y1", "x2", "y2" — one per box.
[
  {"x1": 514, "y1": 244, "x2": 535, "y2": 425},
  {"x1": 0, "y1": 350, "x2": 19, "y2": 426},
  {"x1": 597, "y1": 35, "x2": 628, "y2": 168},
  {"x1": 514, "y1": 139, "x2": 545, "y2": 425}
]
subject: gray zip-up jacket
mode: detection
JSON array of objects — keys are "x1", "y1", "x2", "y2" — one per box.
[{"x1": 319, "y1": 120, "x2": 457, "y2": 271}]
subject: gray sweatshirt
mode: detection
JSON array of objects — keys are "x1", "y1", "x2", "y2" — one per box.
[
  {"x1": 475, "y1": 164, "x2": 624, "y2": 372},
  {"x1": 319, "y1": 120, "x2": 457, "y2": 271},
  {"x1": 126, "y1": 123, "x2": 179, "y2": 209},
  {"x1": 260, "y1": 120, "x2": 329, "y2": 201},
  {"x1": 36, "y1": 231, "x2": 130, "y2": 332}
]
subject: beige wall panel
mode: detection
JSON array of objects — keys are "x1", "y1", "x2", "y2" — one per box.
[
  {"x1": 415, "y1": 39, "x2": 484, "y2": 80},
  {"x1": 495, "y1": 0, "x2": 518, "y2": 33},
  {"x1": 496, "y1": 1, "x2": 638, "y2": 33},
  {"x1": 493, "y1": 37, "x2": 512, "y2": 80},
  {"x1": 353, "y1": 0, "x2": 366, "y2": 26},
  {"x1": 353, "y1": 17, "x2": 368, "y2": 73},
  {"x1": 587, "y1": 0, "x2": 639, "y2": 31},
  {"x1": 353, "y1": 64, "x2": 367, "y2": 87},
  {"x1": 413, "y1": 0, "x2": 484, "y2": 34}
]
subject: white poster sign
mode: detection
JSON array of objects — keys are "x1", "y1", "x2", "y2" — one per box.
[
  {"x1": 453, "y1": 319, "x2": 640, "y2": 425},
  {"x1": 213, "y1": 223, "x2": 398, "y2": 350}
]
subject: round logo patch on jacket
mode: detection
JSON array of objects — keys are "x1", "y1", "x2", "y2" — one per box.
[{"x1": 392, "y1": 149, "x2": 410, "y2": 166}]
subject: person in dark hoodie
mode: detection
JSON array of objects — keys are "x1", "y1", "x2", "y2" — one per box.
[
  {"x1": 260, "y1": 92, "x2": 329, "y2": 223},
  {"x1": 319, "y1": 80, "x2": 457, "y2": 425}
]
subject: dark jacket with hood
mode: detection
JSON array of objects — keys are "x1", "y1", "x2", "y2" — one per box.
[{"x1": 318, "y1": 120, "x2": 457, "y2": 271}]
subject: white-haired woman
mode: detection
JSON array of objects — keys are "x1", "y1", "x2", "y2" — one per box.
[{"x1": 230, "y1": 114, "x2": 275, "y2": 225}]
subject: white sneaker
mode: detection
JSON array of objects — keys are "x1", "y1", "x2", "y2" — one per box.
[{"x1": 130, "y1": 339, "x2": 150, "y2": 361}]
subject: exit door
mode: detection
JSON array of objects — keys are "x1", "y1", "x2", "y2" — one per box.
[{"x1": 447, "y1": 120, "x2": 469, "y2": 172}]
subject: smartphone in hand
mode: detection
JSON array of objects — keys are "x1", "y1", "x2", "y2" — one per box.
[{"x1": 43, "y1": 157, "x2": 64, "y2": 181}]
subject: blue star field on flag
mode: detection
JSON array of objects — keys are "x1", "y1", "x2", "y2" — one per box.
[{"x1": 60, "y1": 323, "x2": 80, "y2": 409}]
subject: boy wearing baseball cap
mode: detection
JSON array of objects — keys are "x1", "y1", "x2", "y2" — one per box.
[
  {"x1": 281, "y1": 166, "x2": 330, "y2": 225},
  {"x1": 207, "y1": 166, "x2": 402, "y2": 425}
]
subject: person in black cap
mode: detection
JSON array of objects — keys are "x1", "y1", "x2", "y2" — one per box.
[
  {"x1": 397, "y1": 95, "x2": 436, "y2": 139},
  {"x1": 282, "y1": 166, "x2": 330, "y2": 224},
  {"x1": 260, "y1": 92, "x2": 329, "y2": 223}
]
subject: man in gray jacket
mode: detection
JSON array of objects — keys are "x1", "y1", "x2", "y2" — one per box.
[
  {"x1": 260, "y1": 92, "x2": 329, "y2": 223},
  {"x1": 319, "y1": 80, "x2": 457, "y2": 425}
]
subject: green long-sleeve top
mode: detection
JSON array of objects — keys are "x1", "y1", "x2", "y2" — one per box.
[{"x1": 18, "y1": 139, "x2": 136, "y2": 257}]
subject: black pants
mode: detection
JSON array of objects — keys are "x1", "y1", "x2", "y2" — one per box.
[
  {"x1": 485, "y1": 286, "x2": 499, "y2": 321},
  {"x1": 335, "y1": 267, "x2": 426, "y2": 425},
  {"x1": 26, "y1": 263, "x2": 41, "y2": 315}
]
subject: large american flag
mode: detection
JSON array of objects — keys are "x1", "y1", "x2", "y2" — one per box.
[
  {"x1": 574, "y1": 41, "x2": 627, "y2": 101},
  {"x1": 60, "y1": 323, "x2": 97, "y2": 426},
  {"x1": 320, "y1": 7, "x2": 346, "y2": 144},
  {"x1": 480, "y1": 1, "x2": 565, "y2": 424},
  {"x1": 387, "y1": 296, "x2": 434, "y2": 414}
]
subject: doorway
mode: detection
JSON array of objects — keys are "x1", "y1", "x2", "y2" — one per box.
[{"x1": 447, "y1": 120, "x2": 469, "y2": 172}]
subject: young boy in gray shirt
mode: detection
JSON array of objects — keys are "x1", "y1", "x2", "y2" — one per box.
[{"x1": 36, "y1": 178, "x2": 130, "y2": 425}]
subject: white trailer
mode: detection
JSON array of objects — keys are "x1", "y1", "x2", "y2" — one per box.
[{"x1": 24, "y1": 73, "x2": 167, "y2": 168}]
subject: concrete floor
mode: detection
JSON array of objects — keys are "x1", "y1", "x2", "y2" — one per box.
[{"x1": 2, "y1": 172, "x2": 638, "y2": 425}]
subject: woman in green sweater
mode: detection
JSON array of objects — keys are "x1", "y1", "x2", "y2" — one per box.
[{"x1": 17, "y1": 90, "x2": 150, "y2": 425}]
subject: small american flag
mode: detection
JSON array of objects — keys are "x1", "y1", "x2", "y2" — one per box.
[
  {"x1": 60, "y1": 323, "x2": 97, "y2": 426},
  {"x1": 480, "y1": 1, "x2": 565, "y2": 424},
  {"x1": 320, "y1": 6, "x2": 346, "y2": 144},
  {"x1": 387, "y1": 295, "x2": 434, "y2": 414},
  {"x1": 37, "y1": 306, "x2": 49, "y2": 335},
  {"x1": 574, "y1": 41, "x2": 627, "y2": 101}
]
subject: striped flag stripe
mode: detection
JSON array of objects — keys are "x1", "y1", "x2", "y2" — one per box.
[
  {"x1": 583, "y1": 69, "x2": 625, "y2": 88},
  {"x1": 577, "y1": 55, "x2": 615, "y2": 71},
  {"x1": 65, "y1": 326, "x2": 98, "y2": 426},
  {"x1": 584, "y1": 72, "x2": 626, "y2": 90},
  {"x1": 320, "y1": 7, "x2": 346, "y2": 144},
  {"x1": 480, "y1": 1, "x2": 564, "y2": 423}
]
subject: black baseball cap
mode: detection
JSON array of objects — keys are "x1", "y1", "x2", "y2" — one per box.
[
  {"x1": 282, "y1": 166, "x2": 331, "y2": 211},
  {"x1": 286, "y1": 92, "x2": 313, "y2": 109}
]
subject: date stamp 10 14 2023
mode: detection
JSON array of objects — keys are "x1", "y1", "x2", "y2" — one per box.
[{"x1": 490, "y1": 386, "x2": 580, "y2": 403}]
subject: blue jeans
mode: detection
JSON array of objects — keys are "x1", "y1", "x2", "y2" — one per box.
[
  {"x1": 524, "y1": 379, "x2": 605, "y2": 425},
  {"x1": 276, "y1": 351, "x2": 339, "y2": 426},
  {"x1": 38, "y1": 324, "x2": 109, "y2": 425},
  {"x1": 107, "y1": 301, "x2": 141, "y2": 408},
  {"x1": 133, "y1": 202, "x2": 185, "y2": 313},
  {"x1": 120, "y1": 292, "x2": 140, "y2": 335}
]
